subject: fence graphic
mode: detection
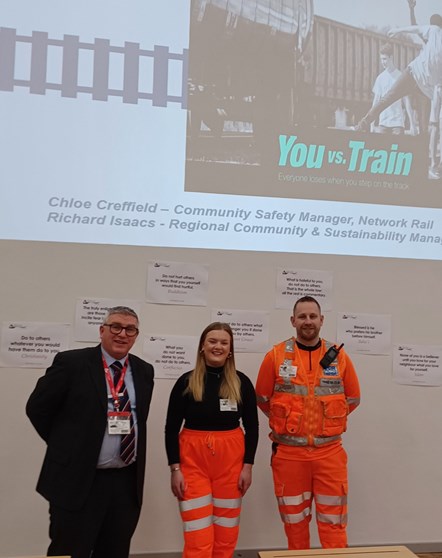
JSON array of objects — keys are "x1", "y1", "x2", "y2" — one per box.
[{"x1": 0, "y1": 27, "x2": 188, "y2": 108}]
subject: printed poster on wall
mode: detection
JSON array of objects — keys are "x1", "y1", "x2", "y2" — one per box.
[
  {"x1": 393, "y1": 344, "x2": 442, "y2": 386},
  {"x1": 337, "y1": 312, "x2": 391, "y2": 355},
  {"x1": 146, "y1": 261, "x2": 209, "y2": 306},
  {"x1": 275, "y1": 267, "x2": 332, "y2": 311},
  {"x1": 143, "y1": 335, "x2": 198, "y2": 379},
  {"x1": 211, "y1": 308, "x2": 269, "y2": 353},
  {"x1": 0, "y1": 322, "x2": 70, "y2": 368}
]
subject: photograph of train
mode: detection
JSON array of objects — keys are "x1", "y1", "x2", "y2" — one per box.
[{"x1": 184, "y1": 0, "x2": 442, "y2": 208}]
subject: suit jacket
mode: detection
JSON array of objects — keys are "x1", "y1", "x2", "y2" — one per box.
[{"x1": 26, "y1": 345, "x2": 154, "y2": 511}]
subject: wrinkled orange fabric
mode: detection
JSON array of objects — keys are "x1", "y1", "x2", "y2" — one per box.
[
  {"x1": 272, "y1": 445, "x2": 348, "y2": 549},
  {"x1": 256, "y1": 338, "x2": 360, "y2": 549},
  {"x1": 179, "y1": 428, "x2": 244, "y2": 558},
  {"x1": 256, "y1": 338, "x2": 360, "y2": 458}
]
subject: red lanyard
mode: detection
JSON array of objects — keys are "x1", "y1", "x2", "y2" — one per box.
[{"x1": 102, "y1": 356, "x2": 129, "y2": 411}]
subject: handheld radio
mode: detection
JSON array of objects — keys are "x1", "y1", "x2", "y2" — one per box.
[{"x1": 319, "y1": 343, "x2": 344, "y2": 369}]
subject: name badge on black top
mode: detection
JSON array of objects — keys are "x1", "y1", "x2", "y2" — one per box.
[{"x1": 219, "y1": 399, "x2": 238, "y2": 411}]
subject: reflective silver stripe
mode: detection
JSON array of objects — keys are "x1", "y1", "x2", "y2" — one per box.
[
  {"x1": 179, "y1": 493, "x2": 212, "y2": 512},
  {"x1": 285, "y1": 338, "x2": 295, "y2": 351},
  {"x1": 256, "y1": 395, "x2": 269, "y2": 403},
  {"x1": 315, "y1": 385, "x2": 344, "y2": 395},
  {"x1": 213, "y1": 497, "x2": 242, "y2": 509},
  {"x1": 183, "y1": 515, "x2": 213, "y2": 532},
  {"x1": 213, "y1": 515, "x2": 241, "y2": 527},
  {"x1": 272, "y1": 432, "x2": 341, "y2": 447},
  {"x1": 277, "y1": 492, "x2": 311, "y2": 506},
  {"x1": 280, "y1": 507, "x2": 311, "y2": 524},
  {"x1": 315, "y1": 494, "x2": 347, "y2": 506},
  {"x1": 274, "y1": 383, "x2": 308, "y2": 395},
  {"x1": 317, "y1": 512, "x2": 347, "y2": 525},
  {"x1": 347, "y1": 397, "x2": 360, "y2": 406},
  {"x1": 313, "y1": 435, "x2": 341, "y2": 446},
  {"x1": 272, "y1": 432, "x2": 308, "y2": 446}
]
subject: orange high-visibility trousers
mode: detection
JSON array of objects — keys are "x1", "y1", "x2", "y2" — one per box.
[
  {"x1": 178, "y1": 428, "x2": 244, "y2": 558},
  {"x1": 271, "y1": 446, "x2": 348, "y2": 549}
]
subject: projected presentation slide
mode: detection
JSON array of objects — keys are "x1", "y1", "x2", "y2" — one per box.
[{"x1": 1, "y1": 0, "x2": 442, "y2": 260}]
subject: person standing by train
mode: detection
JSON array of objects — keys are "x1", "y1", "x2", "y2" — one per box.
[
  {"x1": 355, "y1": 14, "x2": 442, "y2": 132},
  {"x1": 165, "y1": 322, "x2": 259, "y2": 558},
  {"x1": 369, "y1": 43, "x2": 416, "y2": 134}
]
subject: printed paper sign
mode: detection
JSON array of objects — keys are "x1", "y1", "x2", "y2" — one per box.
[
  {"x1": 0, "y1": 322, "x2": 70, "y2": 368},
  {"x1": 337, "y1": 312, "x2": 391, "y2": 355},
  {"x1": 276, "y1": 268, "x2": 332, "y2": 311},
  {"x1": 393, "y1": 344, "x2": 442, "y2": 386},
  {"x1": 144, "y1": 335, "x2": 198, "y2": 379},
  {"x1": 147, "y1": 261, "x2": 209, "y2": 306},
  {"x1": 211, "y1": 309, "x2": 269, "y2": 353}
]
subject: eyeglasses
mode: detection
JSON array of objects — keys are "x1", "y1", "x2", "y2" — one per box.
[{"x1": 103, "y1": 323, "x2": 139, "y2": 337}]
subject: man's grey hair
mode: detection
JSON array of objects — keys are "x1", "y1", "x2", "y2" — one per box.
[{"x1": 102, "y1": 306, "x2": 139, "y2": 324}]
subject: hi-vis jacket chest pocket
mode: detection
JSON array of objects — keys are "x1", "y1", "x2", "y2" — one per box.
[{"x1": 270, "y1": 398, "x2": 304, "y2": 435}]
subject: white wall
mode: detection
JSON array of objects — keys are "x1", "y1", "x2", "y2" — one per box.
[{"x1": 1, "y1": 239, "x2": 442, "y2": 556}]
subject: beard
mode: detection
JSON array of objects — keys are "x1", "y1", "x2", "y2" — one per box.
[{"x1": 297, "y1": 325, "x2": 320, "y2": 343}]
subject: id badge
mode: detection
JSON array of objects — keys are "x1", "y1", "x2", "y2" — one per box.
[
  {"x1": 220, "y1": 399, "x2": 238, "y2": 411},
  {"x1": 279, "y1": 363, "x2": 297, "y2": 378},
  {"x1": 108, "y1": 411, "x2": 131, "y2": 434}
]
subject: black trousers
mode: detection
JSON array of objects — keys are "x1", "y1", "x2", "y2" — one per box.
[{"x1": 48, "y1": 464, "x2": 141, "y2": 558}]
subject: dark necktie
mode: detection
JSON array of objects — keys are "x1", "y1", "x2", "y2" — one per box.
[{"x1": 111, "y1": 360, "x2": 136, "y2": 465}]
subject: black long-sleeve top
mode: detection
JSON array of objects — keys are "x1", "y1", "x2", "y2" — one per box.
[{"x1": 165, "y1": 366, "x2": 259, "y2": 465}]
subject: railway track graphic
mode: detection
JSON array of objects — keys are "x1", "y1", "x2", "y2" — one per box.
[{"x1": 0, "y1": 27, "x2": 188, "y2": 108}]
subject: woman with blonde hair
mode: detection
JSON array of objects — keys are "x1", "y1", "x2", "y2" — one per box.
[{"x1": 165, "y1": 322, "x2": 258, "y2": 558}]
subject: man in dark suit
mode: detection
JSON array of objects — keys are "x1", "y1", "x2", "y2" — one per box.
[{"x1": 26, "y1": 306, "x2": 154, "y2": 558}]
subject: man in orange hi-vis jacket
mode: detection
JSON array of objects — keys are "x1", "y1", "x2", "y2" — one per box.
[{"x1": 256, "y1": 296, "x2": 360, "y2": 550}]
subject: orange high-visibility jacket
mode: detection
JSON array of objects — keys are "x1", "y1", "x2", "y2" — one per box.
[{"x1": 256, "y1": 338, "x2": 360, "y2": 448}]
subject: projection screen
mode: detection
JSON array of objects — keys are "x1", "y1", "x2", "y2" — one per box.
[{"x1": 1, "y1": 0, "x2": 442, "y2": 260}]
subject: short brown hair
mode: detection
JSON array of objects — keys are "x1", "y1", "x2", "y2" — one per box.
[{"x1": 293, "y1": 296, "x2": 321, "y2": 315}]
